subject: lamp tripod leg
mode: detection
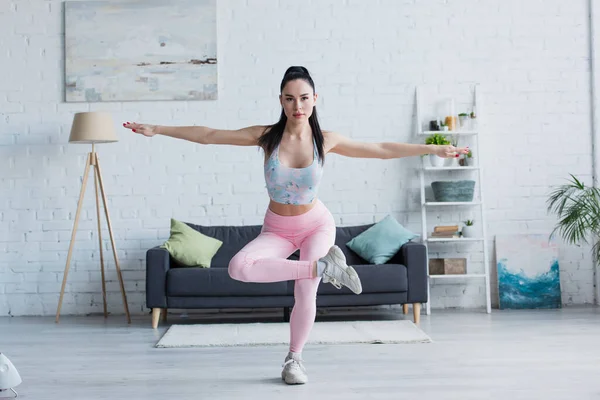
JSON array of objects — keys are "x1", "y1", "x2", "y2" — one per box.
[
  {"x1": 93, "y1": 162, "x2": 108, "y2": 318},
  {"x1": 56, "y1": 153, "x2": 92, "y2": 323},
  {"x1": 94, "y1": 153, "x2": 131, "y2": 324}
]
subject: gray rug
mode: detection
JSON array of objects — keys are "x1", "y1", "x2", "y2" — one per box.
[{"x1": 155, "y1": 320, "x2": 432, "y2": 348}]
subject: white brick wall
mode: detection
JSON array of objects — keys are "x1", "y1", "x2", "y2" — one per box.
[{"x1": 0, "y1": 0, "x2": 596, "y2": 316}]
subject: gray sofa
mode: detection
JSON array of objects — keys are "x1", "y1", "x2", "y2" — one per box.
[{"x1": 146, "y1": 222, "x2": 428, "y2": 328}]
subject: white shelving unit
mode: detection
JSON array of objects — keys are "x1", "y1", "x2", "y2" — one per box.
[{"x1": 415, "y1": 85, "x2": 492, "y2": 315}]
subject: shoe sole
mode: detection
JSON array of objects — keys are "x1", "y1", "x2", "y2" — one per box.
[
  {"x1": 344, "y1": 266, "x2": 362, "y2": 295},
  {"x1": 282, "y1": 372, "x2": 307, "y2": 384},
  {"x1": 327, "y1": 246, "x2": 362, "y2": 295},
  {"x1": 284, "y1": 377, "x2": 307, "y2": 385}
]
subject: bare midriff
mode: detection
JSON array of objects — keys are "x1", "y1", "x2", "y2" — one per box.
[{"x1": 267, "y1": 198, "x2": 318, "y2": 216}]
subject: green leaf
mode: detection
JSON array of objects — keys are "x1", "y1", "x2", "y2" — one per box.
[
  {"x1": 425, "y1": 133, "x2": 450, "y2": 146},
  {"x1": 547, "y1": 174, "x2": 600, "y2": 265}
]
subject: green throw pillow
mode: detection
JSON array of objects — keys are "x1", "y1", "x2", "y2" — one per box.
[
  {"x1": 161, "y1": 218, "x2": 223, "y2": 268},
  {"x1": 346, "y1": 215, "x2": 418, "y2": 265}
]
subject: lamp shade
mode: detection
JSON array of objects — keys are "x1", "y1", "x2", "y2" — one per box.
[
  {"x1": 68, "y1": 112, "x2": 118, "y2": 144},
  {"x1": 0, "y1": 353, "x2": 22, "y2": 390}
]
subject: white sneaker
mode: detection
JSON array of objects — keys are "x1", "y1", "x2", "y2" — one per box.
[
  {"x1": 281, "y1": 354, "x2": 308, "y2": 385},
  {"x1": 319, "y1": 245, "x2": 363, "y2": 295}
]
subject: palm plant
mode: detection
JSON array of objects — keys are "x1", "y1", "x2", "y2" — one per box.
[{"x1": 546, "y1": 174, "x2": 600, "y2": 264}]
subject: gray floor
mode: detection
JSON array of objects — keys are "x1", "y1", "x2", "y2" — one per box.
[{"x1": 1, "y1": 307, "x2": 599, "y2": 400}]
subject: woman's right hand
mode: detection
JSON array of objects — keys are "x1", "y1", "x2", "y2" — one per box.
[{"x1": 123, "y1": 122, "x2": 158, "y2": 137}]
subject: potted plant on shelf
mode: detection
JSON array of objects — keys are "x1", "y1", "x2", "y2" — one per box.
[
  {"x1": 462, "y1": 219, "x2": 475, "y2": 238},
  {"x1": 425, "y1": 133, "x2": 450, "y2": 167},
  {"x1": 547, "y1": 174, "x2": 600, "y2": 271},
  {"x1": 458, "y1": 112, "x2": 469, "y2": 129},
  {"x1": 459, "y1": 149, "x2": 473, "y2": 166}
]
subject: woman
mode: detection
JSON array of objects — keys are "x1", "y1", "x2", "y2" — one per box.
[{"x1": 123, "y1": 66, "x2": 467, "y2": 385}]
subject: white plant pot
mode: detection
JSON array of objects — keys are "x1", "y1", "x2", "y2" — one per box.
[
  {"x1": 429, "y1": 154, "x2": 445, "y2": 168},
  {"x1": 447, "y1": 157, "x2": 460, "y2": 167},
  {"x1": 462, "y1": 225, "x2": 476, "y2": 238}
]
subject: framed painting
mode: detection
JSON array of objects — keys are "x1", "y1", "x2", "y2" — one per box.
[
  {"x1": 495, "y1": 234, "x2": 562, "y2": 309},
  {"x1": 65, "y1": 0, "x2": 217, "y2": 102}
]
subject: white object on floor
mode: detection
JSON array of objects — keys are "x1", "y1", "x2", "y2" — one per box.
[
  {"x1": 0, "y1": 353, "x2": 22, "y2": 398},
  {"x1": 155, "y1": 320, "x2": 432, "y2": 348}
]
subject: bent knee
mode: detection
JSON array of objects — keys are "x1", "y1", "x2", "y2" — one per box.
[
  {"x1": 228, "y1": 252, "x2": 250, "y2": 282},
  {"x1": 293, "y1": 279, "x2": 320, "y2": 302}
]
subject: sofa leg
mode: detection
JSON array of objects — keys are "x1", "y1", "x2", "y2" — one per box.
[
  {"x1": 161, "y1": 308, "x2": 168, "y2": 322},
  {"x1": 152, "y1": 308, "x2": 163, "y2": 329},
  {"x1": 283, "y1": 307, "x2": 290, "y2": 322},
  {"x1": 402, "y1": 304, "x2": 409, "y2": 315},
  {"x1": 413, "y1": 303, "x2": 421, "y2": 325}
]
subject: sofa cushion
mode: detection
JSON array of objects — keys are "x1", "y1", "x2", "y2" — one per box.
[
  {"x1": 183, "y1": 223, "x2": 262, "y2": 268},
  {"x1": 162, "y1": 219, "x2": 223, "y2": 268},
  {"x1": 312, "y1": 264, "x2": 408, "y2": 295},
  {"x1": 346, "y1": 215, "x2": 418, "y2": 264},
  {"x1": 180, "y1": 222, "x2": 404, "y2": 268},
  {"x1": 334, "y1": 224, "x2": 373, "y2": 265},
  {"x1": 167, "y1": 267, "x2": 288, "y2": 297}
]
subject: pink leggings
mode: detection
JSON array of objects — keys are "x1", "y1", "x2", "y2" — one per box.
[{"x1": 228, "y1": 200, "x2": 336, "y2": 353}]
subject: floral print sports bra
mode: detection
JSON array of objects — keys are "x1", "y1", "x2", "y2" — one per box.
[{"x1": 264, "y1": 137, "x2": 324, "y2": 205}]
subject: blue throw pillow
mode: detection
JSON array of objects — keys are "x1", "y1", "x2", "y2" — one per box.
[{"x1": 346, "y1": 215, "x2": 418, "y2": 264}]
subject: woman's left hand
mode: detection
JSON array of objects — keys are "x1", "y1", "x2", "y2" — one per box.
[{"x1": 433, "y1": 145, "x2": 470, "y2": 158}]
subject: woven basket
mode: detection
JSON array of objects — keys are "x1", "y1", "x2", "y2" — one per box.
[{"x1": 431, "y1": 180, "x2": 475, "y2": 202}]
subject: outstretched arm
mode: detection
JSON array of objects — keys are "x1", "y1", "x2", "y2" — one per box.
[
  {"x1": 122, "y1": 121, "x2": 265, "y2": 147},
  {"x1": 326, "y1": 131, "x2": 468, "y2": 159}
]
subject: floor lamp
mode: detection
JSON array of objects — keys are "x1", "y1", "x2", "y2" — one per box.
[{"x1": 55, "y1": 112, "x2": 131, "y2": 324}]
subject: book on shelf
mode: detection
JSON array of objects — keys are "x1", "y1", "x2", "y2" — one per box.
[
  {"x1": 433, "y1": 225, "x2": 459, "y2": 233},
  {"x1": 430, "y1": 231, "x2": 460, "y2": 238}
]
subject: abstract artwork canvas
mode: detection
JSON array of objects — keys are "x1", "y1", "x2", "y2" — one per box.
[
  {"x1": 495, "y1": 234, "x2": 562, "y2": 309},
  {"x1": 65, "y1": 0, "x2": 217, "y2": 102}
]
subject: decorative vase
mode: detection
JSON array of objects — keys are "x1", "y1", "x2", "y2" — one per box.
[
  {"x1": 429, "y1": 154, "x2": 445, "y2": 168},
  {"x1": 462, "y1": 225, "x2": 476, "y2": 238},
  {"x1": 444, "y1": 116, "x2": 456, "y2": 131}
]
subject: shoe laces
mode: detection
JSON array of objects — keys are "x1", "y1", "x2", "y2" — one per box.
[
  {"x1": 322, "y1": 265, "x2": 344, "y2": 289},
  {"x1": 327, "y1": 276, "x2": 342, "y2": 289},
  {"x1": 283, "y1": 358, "x2": 306, "y2": 373}
]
